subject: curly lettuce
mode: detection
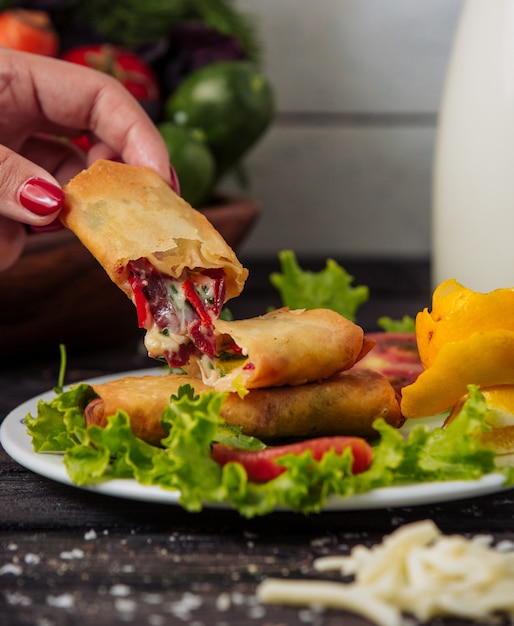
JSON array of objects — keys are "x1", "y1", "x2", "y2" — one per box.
[
  {"x1": 25, "y1": 382, "x2": 514, "y2": 518},
  {"x1": 269, "y1": 250, "x2": 369, "y2": 322}
]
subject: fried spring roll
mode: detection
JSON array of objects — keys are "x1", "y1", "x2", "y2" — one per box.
[
  {"x1": 61, "y1": 160, "x2": 247, "y2": 367},
  {"x1": 85, "y1": 369, "x2": 403, "y2": 445},
  {"x1": 184, "y1": 307, "x2": 370, "y2": 391}
]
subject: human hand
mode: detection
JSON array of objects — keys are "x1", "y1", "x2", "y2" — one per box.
[{"x1": 0, "y1": 47, "x2": 173, "y2": 270}]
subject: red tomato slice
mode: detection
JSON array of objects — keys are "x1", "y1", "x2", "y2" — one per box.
[{"x1": 212, "y1": 436, "x2": 373, "y2": 483}]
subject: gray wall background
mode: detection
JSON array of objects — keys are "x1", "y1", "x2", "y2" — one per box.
[{"x1": 222, "y1": 0, "x2": 463, "y2": 260}]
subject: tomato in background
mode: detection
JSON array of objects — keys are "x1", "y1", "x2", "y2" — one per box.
[
  {"x1": 61, "y1": 44, "x2": 161, "y2": 120},
  {"x1": 0, "y1": 9, "x2": 58, "y2": 57}
]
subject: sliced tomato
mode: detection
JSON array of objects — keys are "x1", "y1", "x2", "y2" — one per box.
[
  {"x1": 351, "y1": 332, "x2": 423, "y2": 394},
  {"x1": 211, "y1": 436, "x2": 373, "y2": 483}
]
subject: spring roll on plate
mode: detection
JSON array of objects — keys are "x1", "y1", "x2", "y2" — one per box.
[
  {"x1": 61, "y1": 160, "x2": 247, "y2": 367},
  {"x1": 85, "y1": 369, "x2": 403, "y2": 445},
  {"x1": 185, "y1": 307, "x2": 372, "y2": 392}
]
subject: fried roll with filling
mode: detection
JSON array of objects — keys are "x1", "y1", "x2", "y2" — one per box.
[
  {"x1": 61, "y1": 160, "x2": 247, "y2": 367},
  {"x1": 185, "y1": 307, "x2": 371, "y2": 392},
  {"x1": 85, "y1": 369, "x2": 403, "y2": 445}
]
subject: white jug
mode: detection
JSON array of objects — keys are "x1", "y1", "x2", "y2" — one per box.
[{"x1": 432, "y1": 0, "x2": 514, "y2": 292}]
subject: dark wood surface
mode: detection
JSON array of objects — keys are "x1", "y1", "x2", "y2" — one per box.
[{"x1": 2, "y1": 257, "x2": 513, "y2": 626}]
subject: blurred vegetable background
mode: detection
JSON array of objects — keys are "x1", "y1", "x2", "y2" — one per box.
[{"x1": 0, "y1": 0, "x2": 275, "y2": 208}]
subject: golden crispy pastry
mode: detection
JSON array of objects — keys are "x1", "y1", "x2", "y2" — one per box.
[
  {"x1": 61, "y1": 160, "x2": 247, "y2": 367},
  {"x1": 85, "y1": 369, "x2": 403, "y2": 445},
  {"x1": 184, "y1": 307, "x2": 370, "y2": 391}
]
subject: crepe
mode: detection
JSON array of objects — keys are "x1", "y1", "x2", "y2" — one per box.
[
  {"x1": 85, "y1": 369, "x2": 403, "y2": 445},
  {"x1": 61, "y1": 159, "x2": 247, "y2": 366},
  {"x1": 185, "y1": 307, "x2": 372, "y2": 391}
]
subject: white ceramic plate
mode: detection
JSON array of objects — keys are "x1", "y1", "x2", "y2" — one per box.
[{"x1": 0, "y1": 369, "x2": 510, "y2": 511}]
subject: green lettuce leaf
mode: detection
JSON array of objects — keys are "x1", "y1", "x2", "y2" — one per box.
[
  {"x1": 356, "y1": 385, "x2": 514, "y2": 493},
  {"x1": 220, "y1": 447, "x2": 360, "y2": 517},
  {"x1": 269, "y1": 250, "x2": 369, "y2": 321},
  {"x1": 213, "y1": 421, "x2": 266, "y2": 451},
  {"x1": 25, "y1": 382, "x2": 514, "y2": 518},
  {"x1": 25, "y1": 383, "x2": 95, "y2": 452},
  {"x1": 66, "y1": 411, "x2": 169, "y2": 486},
  {"x1": 377, "y1": 315, "x2": 416, "y2": 332}
]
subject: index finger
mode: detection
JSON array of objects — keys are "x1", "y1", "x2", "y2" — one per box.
[{"x1": 15, "y1": 50, "x2": 171, "y2": 183}]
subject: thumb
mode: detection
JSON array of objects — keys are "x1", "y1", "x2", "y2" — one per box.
[{"x1": 0, "y1": 145, "x2": 65, "y2": 226}]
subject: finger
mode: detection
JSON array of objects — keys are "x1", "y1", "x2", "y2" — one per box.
[
  {"x1": 87, "y1": 84, "x2": 171, "y2": 184},
  {"x1": 86, "y1": 143, "x2": 181, "y2": 195},
  {"x1": 0, "y1": 217, "x2": 26, "y2": 271},
  {"x1": 16, "y1": 51, "x2": 171, "y2": 183},
  {"x1": 0, "y1": 144, "x2": 64, "y2": 225}
]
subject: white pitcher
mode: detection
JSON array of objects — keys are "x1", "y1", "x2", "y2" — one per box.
[{"x1": 432, "y1": 0, "x2": 514, "y2": 292}]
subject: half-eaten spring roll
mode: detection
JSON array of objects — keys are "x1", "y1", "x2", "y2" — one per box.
[
  {"x1": 61, "y1": 160, "x2": 248, "y2": 367},
  {"x1": 185, "y1": 307, "x2": 372, "y2": 392}
]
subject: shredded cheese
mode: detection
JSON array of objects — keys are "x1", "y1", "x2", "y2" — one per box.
[{"x1": 256, "y1": 520, "x2": 514, "y2": 626}]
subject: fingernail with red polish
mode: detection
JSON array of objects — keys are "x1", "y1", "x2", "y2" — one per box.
[
  {"x1": 19, "y1": 178, "x2": 65, "y2": 216},
  {"x1": 169, "y1": 164, "x2": 180, "y2": 195}
]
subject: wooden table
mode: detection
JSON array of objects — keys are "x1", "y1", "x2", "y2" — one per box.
[{"x1": 2, "y1": 258, "x2": 513, "y2": 626}]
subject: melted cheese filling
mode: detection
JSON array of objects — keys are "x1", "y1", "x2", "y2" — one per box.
[
  {"x1": 144, "y1": 324, "x2": 185, "y2": 361},
  {"x1": 128, "y1": 259, "x2": 225, "y2": 367}
]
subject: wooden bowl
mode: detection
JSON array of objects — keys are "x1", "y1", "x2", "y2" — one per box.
[{"x1": 0, "y1": 194, "x2": 260, "y2": 358}]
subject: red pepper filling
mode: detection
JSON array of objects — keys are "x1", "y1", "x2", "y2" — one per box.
[{"x1": 127, "y1": 259, "x2": 226, "y2": 367}]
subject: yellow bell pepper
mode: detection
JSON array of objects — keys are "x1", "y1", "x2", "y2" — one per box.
[
  {"x1": 416, "y1": 279, "x2": 514, "y2": 369},
  {"x1": 401, "y1": 330, "x2": 514, "y2": 418}
]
